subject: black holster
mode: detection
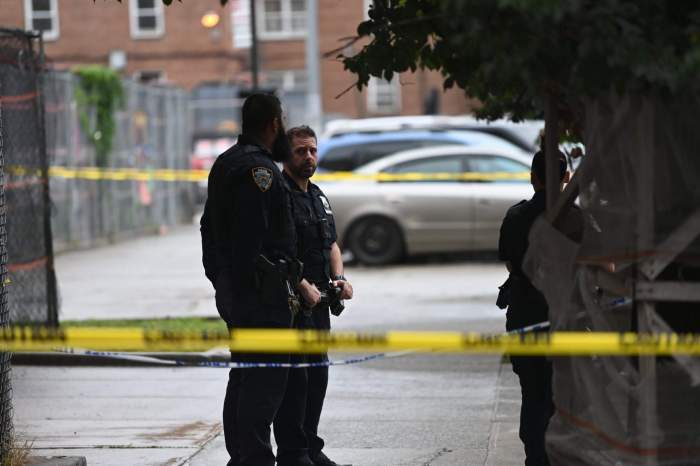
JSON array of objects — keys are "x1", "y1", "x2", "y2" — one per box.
[
  {"x1": 497, "y1": 276, "x2": 512, "y2": 309},
  {"x1": 255, "y1": 254, "x2": 304, "y2": 316}
]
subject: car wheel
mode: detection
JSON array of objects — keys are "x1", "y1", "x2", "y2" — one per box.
[{"x1": 347, "y1": 216, "x2": 404, "y2": 265}]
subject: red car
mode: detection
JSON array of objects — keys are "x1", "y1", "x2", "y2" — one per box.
[{"x1": 191, "y1": 135, "x2": 236, "y2": 203}]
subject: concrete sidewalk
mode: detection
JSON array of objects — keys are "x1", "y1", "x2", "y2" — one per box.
[
  {"x1": 14, "y1": 355, "x2": 523, "y2": 466},
  {"x1": 14, "y1": 224, "x2": 527, "y2": 465}
]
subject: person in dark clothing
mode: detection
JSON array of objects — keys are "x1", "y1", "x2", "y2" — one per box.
[
  {"x1": 497, "y1": 149, "x2": 568, "y2": 466},
  {"x1": 279, "y1": 125, "x2": 354, "y2": 466},
  {"x1": 200, "y1": 94, "x2": 314, "y2": 466}
]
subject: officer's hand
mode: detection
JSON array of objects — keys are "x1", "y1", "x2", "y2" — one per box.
[
  {"x1": 299, "y1": 280, "x2": 322, "y2": 307},
  {"x1": 334, "y1": 280, "x2": 353, "y2": 300}
]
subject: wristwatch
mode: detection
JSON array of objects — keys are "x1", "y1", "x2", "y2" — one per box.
[{"x1": 333, "y1": 274, "x2": 346, "y2": 281}]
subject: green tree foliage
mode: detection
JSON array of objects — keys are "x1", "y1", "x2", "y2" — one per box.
[
  {"x1": 340, "y1": 0, "x2": 700, "y2": 134},
  {"x1": 74, "y1": 66, "x2": 124, "y2": 166}
]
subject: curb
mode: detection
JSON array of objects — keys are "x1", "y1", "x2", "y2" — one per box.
[
  {"x1": 12, "y1": 352, "x2": 229, "y2": 367},
  {"x1": 28, "y1": 456, "x2": 87, "y2": 466}
]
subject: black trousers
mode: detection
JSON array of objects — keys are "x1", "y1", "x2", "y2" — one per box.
[
  {"x1": 217, "y1": 282, "x2": 310, "y2": 466},
  {"x1": 223, "y1": 354, "x2": 311, "y2": 466},
  {"x1": 274, "y1": 357, "x2": 313, "y2": 466},
  {"x1": 304, "y1": 353, "x2": 329, "y2": 459},
  {"x1": 511, "y1": 356, "x2": 555, "y2": 466}
]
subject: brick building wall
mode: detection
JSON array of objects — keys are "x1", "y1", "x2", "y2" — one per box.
[
  {"x1": 0, "y1": 0, "x2": 243, "y2": 89},
  {"x1": 0, "y1": 0, "x2": 476, "y2": 118},
  {"x1": 314, "y1": 0, "x2": 476, "y2": 118}
]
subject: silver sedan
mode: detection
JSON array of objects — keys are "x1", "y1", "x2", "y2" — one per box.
[{"x1": 314, "y1": 145, "x2": 534, "y2": 265}]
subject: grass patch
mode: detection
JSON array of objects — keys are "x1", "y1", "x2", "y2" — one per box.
[
  {"x1": 60, "y1": 317, "x2": 227, "y2": 333},
  {"x1": 2, "y1": 437, "x2": 32, "y2": 466}
]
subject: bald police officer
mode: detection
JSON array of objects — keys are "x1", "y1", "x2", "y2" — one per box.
[{"x1": 200, "y1": 94, "x2": 312, "y2": 466}]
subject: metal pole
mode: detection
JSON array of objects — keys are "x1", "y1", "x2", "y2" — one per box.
[
  {"x1": 637, "y1": 97, "x2": 658, "y2": 466},
  {"x1": 0, "y1": 53, "x2": 14, "y2": 465},
  {"x1": 33, "y1": 33, "x2": 59, "y2": 326},
  {"x1": 250, "y1": 0, "x2": 259, "y2": 91},
  {"x1": 305, "y1": 0, "x2": 322, "y2": 130}
]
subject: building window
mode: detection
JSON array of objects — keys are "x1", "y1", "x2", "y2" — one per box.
[
  {"x1": 133, "y1": 70, "x2": 165, "y2": 84},
  {"x1": 265, "y1": 70, "x2": 308, "y2": 92},
  {"x1": 24, "y1": 0, "x2": 60, "y2": 41},
  {"x1": 257, "y1": 0, "x2": 306, "y2": 40},
  {"x1": 231, "y1": 0, "x2": 252, "y2": 49},
  {"x1": 367, "y1": 77, "x2": 401, "y2": 114},
  {"x1": 129, "y1": 0, "x2": 165, "y2": 39}
]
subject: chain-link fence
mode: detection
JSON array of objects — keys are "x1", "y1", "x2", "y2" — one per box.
[
  {"x1": 0, "y1": 27, "x2": 52, "y2": 461},
  {"x1": 0, "y1": 28, "x2": 57, "y2": 329},
  {"x1": 45, "y1": 73, "x2": 194, "y2": 251},
  {"x1": 0, "y1": 68, "x2": 11, "y2": 466},
  {"x1": 0, "y1": 79, "x2": 10, "y2": 463}
]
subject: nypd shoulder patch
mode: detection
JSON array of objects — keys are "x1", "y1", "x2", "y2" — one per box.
[{"x1": 251, "y1": 167, "x2": 273, "y2": 192}]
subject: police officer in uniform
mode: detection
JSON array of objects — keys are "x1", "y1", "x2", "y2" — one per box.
[
  {"x1": 280, "y1": 125, "x2": 354, "y2": 466},
  {"x1": 498, "y1": 149, "x2": 578, "y2": 466},
  {"x1": 200, "y1": 94, "x2": 313, "y2": 466}
]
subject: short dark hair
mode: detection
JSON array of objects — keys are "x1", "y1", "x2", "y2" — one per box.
[
  {"x1": 531, "y1": 150, "x2": 567, "y2": 184},
  {"x1": 241, "y1": 93, "x2": 282, "y2": 137},
  {"x1": 286, "y1": 125, "x2": 317, "y2": 142}
]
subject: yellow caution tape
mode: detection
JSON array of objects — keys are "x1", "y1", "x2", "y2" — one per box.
[
  {"x1": 3, "y1": 327, "x2": 700, "y2": 355},
  {"x1": 48, "y1": 167, "x2": 210, "y2": 182},
  {"x1": 5, "y1": 166, "x2": 209, "y2": 182},
  {"x1": 6, "y1": 165, "x2": 529, "y2": 183}
]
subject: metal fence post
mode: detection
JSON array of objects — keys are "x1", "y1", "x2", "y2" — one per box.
[{"x1": 0, "y1": 62, "x2": 13, "y2": 464}]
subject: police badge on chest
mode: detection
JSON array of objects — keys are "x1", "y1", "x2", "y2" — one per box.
[{"x1": 319, "y1": 195, "x2": 333, "y2": 215}]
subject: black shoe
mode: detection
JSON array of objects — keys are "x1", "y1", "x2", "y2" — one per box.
[
  {"x1": 277, "y1": 456, "x2": 315, "y2": 466},
  {"x1": 312, "y1": 451, "x2": 352, "y2": 466},
  {"x1": 277, "y1": 459, "x2": 315, "y2": 466}
]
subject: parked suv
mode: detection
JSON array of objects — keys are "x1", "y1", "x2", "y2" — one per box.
[
  {"x1": 322, "y1": 115, "x2": 543, "y2": 153},
  {"x1": 317, "y1": 129, "x2": 527, "y2": 172}
]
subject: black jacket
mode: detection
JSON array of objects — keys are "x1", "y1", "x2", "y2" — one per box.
[
  {"x1": 498, "y1": 190, "x2": 548, "y2": 331},
  {"x1": 200, "y1": 135, "x2": 296, "y2": 327}
]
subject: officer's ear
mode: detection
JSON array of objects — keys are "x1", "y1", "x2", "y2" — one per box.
[{"x1": 563, "y1": 171, "x2": 571, "y2": 183}]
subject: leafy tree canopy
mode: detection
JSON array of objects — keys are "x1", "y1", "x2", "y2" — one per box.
[
  {"x1": 148, "y1": 0, "x2": 700, "y2": 134},
  {"x1": 339, "y1": 0, "x2": 700, "y2": 135}
]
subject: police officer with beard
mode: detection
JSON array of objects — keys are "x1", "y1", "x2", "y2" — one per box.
[
  {"x1": 280, "y1": 125, "x2": 353, "y2": 466},
  {"x1": 200, "y1": 94, "x2": 314, "y2": 466}
]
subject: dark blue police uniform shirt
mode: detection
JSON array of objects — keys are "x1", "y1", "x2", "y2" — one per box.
[{"x1": 283, "y1": 171, "x2": 337, "y2": 285}]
